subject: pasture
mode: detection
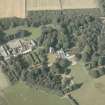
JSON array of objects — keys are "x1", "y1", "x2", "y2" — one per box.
[
  {"x1": 71, "y1": 62, "x2": 105, "y2": 105},
  {"x1": 3, "y1": 82, "x2": 71, "y2": 105}
]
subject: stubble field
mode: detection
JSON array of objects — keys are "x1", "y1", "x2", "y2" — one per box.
[{"x1": 0, "y1": 0, "x2": 98, "y2": 18}]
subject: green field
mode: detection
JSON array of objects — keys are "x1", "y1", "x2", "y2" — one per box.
[
  {"x1": 71, "y1": 61, "x2": 91, "y2": 84},
  {"x1": 3, "y1": 82, "x2": 71, "y2": 105},
  {"x1": 71, "y1": 62, "x2": 105, "y2": 105},
  {"x1": 5, "y1": 26, "x2": 42, "y2": 40}
]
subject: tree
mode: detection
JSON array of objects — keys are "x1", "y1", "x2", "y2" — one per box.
[
  {"x1": 98, "y1": 56, "x2": 105, "y2": 66},
  {"x1": 82, "y1": 45, "x2": 92, "y2": 63},
  {"x1": 98, "y1": 34, "x2": 105, "y2": 53},
  {"x1": 97, "y1": 0, "x2": 105, "y2": 16},
  {"x1": 83, "y1": 45, "x2": 92, "y2": 56},
  {"x1": 50, "y1": 59, "x2": 71, "y2": 74},
  {"x1": 16, "y1": 55, "x2": 29, "y2": 69},
  {"x1": 91, "y1": 53, "x2": 99, "y2": 68},
  {"x1": 62, "y1": 34, "x2": 70, "y2": 49},
  {"x1": 50, "y1": 63, "x2": 61, "y2": 74},
  {"x1": 82, "y1": 52, "x2": 90, "y2": 62},
  {"x1": 65, "y1": 68, "x2": 71, "y2": 75},
  {"x1": 0, "y1": 31, "x2": 7, "y2": 44},
  {"x1": 89, "y1": 69, "x2": 100, "y2": 78},
  {"x1": 58, "y1": 59, "x2": 71, "y2": 69}
]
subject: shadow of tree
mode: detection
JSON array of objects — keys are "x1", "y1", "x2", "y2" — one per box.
[{"x1": 72, "y1": 82, "x2": 83, "y2": 91}]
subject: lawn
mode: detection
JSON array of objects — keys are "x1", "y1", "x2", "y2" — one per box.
[
  {"x1": 5, "y1": 26, "x2": 42, "y2": 40},
  {"x1": 3, "y1": 82, "x2": 71, "y2": 105}
]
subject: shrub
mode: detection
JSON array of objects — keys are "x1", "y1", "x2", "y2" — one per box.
[
  {"x1": 84, "y1": 63, "x2": 93, "y2": 71},
  {"x1": 98, "y1": 67, "x2": 105, "y2": 76},
  {"x1": 89, "y1": 69, "x2": 100, "y2": 78},
  {"x1": 98, "y1": 56, "x2": 105, "y2": 66},
  {"x1": 75, "y1": 53, "x2": 81, "y2": 61}
]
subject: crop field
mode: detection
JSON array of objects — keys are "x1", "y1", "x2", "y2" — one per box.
[
  {"x1": 27, "y1": 0, "x2": 98, "y2": 11},
  {"x1": 0, "y1": 0, "x2": 25, "y2": 18},
  {"x1": 0, "y1": 0, "x2": 98, "y2": 18}
]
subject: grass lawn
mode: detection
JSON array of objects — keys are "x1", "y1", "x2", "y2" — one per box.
[
  {"x1": 5, "y1": 26, "x2": 42, "y2": 40},
  {"x1": 3, "y1": 82, "x2": 71, "y2": 105}
]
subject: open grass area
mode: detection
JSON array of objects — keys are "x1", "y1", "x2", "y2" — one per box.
[
  {"x1": 71, "y1": 61, "x2": 91, "y2": 84},
  {"x1": 0, "y1": 70, "x2": 10, "y2": 90},
  {"x1": 71, "y1": 61, "x2": 105, "y2": 105},
  {"x1": 3, "y1": 82, "x2": 71, "y2": 105},
  {"x1": 5, "y1": 26, "x2": 42, "y2": 40}
]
